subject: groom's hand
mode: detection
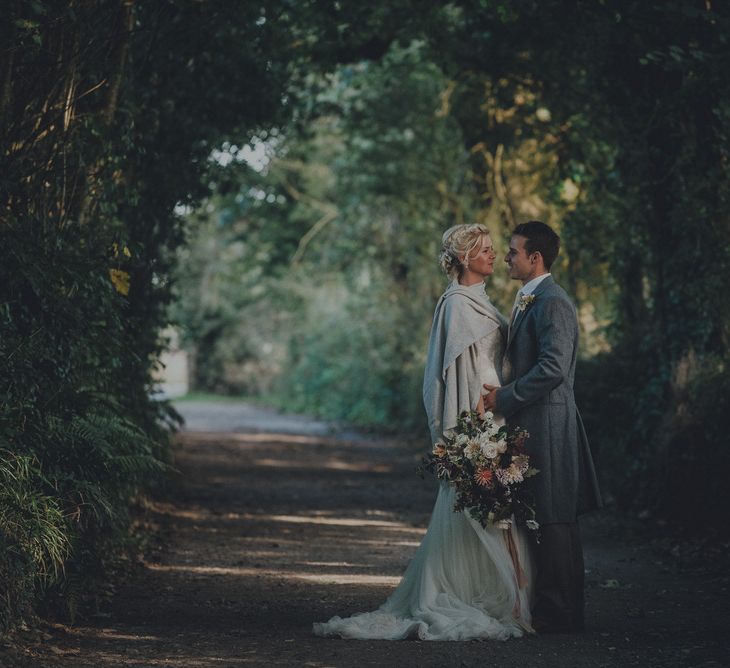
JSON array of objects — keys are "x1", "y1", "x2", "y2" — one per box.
[{"x1": 482, "y1": 384, "x2": 499, "y2": 411}]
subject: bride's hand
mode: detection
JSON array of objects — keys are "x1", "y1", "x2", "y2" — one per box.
[
  {"x1": 482, "y1": 383, "x2": 499, "y2": 412},
  {"x1": 475, "y1": 394, "x2": 485, "y2": 416}
]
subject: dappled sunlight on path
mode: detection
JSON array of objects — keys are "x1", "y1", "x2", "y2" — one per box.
[{"x1": 12, "y1": 403, "x2": 730, "y2": 668}]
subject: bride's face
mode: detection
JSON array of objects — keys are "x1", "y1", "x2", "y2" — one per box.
[{"x1": 464, "y1": 234, "x2": 497, "y2": 278}]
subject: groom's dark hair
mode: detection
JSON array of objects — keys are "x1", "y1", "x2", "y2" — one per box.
[{"x1": 513, "y1": 221, "x2": 560, "y2": 270}]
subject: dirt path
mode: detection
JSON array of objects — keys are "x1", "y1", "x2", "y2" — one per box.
[{"x1": 3, "y1": 402, "x2": 729, "y2": 667}]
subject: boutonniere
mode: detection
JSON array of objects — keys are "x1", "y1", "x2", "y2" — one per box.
[{"x1": 517, "y1": 293, "x2": 536, "y2": 312}]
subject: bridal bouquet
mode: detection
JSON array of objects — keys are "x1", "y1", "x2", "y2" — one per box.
[{"x1": 421, "y1": 410, "x2": 540, "y2": 533}]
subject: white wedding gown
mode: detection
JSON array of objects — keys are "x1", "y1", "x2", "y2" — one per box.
[
  {"x1": 313, "y1": 483, "x2": 534, "y2": 640},
  {"x1": 313, "y1": 285, "x2": 535, "y2": 641}
]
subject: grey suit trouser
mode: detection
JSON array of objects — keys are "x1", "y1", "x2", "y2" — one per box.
[{"x1": 532, "y1": 523, "x2": 585, "y2": 629}]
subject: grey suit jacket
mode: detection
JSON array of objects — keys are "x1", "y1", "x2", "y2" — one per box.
[{"x1": 496, "y1": 276, "x2": 602, "y2": 524}]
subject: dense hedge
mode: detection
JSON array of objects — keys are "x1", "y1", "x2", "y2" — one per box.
[{"x1": 0, "y1": 0, "x2": 298, "y2": 632}]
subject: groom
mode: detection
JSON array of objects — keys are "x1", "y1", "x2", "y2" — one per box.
[{"x1": 482, "y1": 220, "x2": 602, "y2": 633}]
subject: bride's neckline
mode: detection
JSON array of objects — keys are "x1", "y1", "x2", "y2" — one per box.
[{"x1": 455, "y1": 279, "x2": 486, "y2": 291}]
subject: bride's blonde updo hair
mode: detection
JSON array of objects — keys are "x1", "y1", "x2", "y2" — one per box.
[{"x1": 439, "y1": 223, "x2": 491, "y2": 279}]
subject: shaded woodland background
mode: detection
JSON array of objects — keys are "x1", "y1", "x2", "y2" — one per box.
[{"x1": 1, "y1": 0, "x2": 729, "y2": 637}]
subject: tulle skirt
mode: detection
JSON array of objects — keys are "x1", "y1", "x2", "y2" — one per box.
[{"x1": 313, "y1": 483, "x2": 535, "y2": 641}]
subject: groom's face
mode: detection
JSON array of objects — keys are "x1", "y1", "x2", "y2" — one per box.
[{"x1": 505, "y1": 235, "x2": 533, "y2": 281}]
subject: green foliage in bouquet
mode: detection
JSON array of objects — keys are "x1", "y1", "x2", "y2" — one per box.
[{"x1": 421, "y1": 411, "x2": 539, "y2": 533}]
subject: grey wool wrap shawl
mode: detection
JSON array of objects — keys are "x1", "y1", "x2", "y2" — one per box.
[{"x1": 423, "y1": 280, "x2": 507, "y2": 445}]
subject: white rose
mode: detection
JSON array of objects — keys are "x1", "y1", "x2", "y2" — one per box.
[
  {"x1": 485, "y1": 423, "x2": 500, "y2": 437},
  {"x1": 481, "y1": 442, "x2": 499, "y2": 459},
  {"x1": 496, "y1": 440, "x2": 508, "y2": 454}
]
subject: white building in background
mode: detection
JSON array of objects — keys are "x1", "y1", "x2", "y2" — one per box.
[{"x1": 151, "y1": 326, "x2": 189, "y2": 399}]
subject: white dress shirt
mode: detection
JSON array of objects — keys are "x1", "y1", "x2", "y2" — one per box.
[
  {"x1": 521, "y1": 272, "x2": 551, "y2": 296},
  {"x1": 510, "y1": 272, "x2": 551, "y2": 322}
]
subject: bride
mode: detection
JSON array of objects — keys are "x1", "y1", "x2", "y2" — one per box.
[{"x1": 313, "y1": 224, "x2": 535, "y2": 641}]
